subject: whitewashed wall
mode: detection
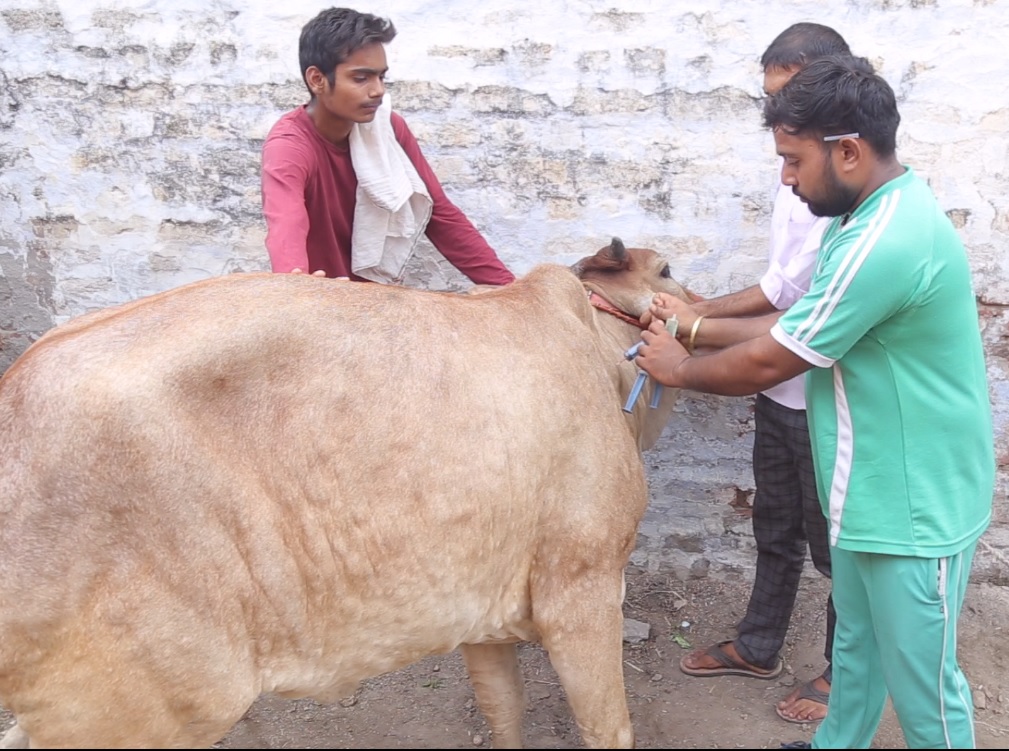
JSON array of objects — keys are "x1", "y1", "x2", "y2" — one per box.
[{"x1": 1, "y1": 0, "x2": 1007, "y2": 580}]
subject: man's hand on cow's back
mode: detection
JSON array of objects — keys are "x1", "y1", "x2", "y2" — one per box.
[{"x1": 635, "y1": 319, "x2": 690, "y2": 388}]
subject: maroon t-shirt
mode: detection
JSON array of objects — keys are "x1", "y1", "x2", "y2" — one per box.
[{"x1": 260, "y1": 106, "x2": 514, "y2": 285}]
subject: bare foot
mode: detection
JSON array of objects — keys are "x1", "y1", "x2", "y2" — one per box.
[{"x1": 776, "y1": 675, "x2": 830, "y2": 723}]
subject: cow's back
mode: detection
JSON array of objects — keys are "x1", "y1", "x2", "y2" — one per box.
[{"x1": 0, "y1": 265, "x2": 647, "y2": 744}]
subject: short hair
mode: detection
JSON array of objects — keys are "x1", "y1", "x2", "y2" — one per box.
[
  {"x1": 760, "y1": 22, "x2": 851, "y2": 72},
  {"x1": 299, "y1": 7, "x2": 397, "y2": 93},
  {"x1": 762, "y1": 54, "x2": 900, "y2": 158}
]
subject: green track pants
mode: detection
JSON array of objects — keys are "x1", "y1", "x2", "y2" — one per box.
[{"x1": 812, "y1": 542, "x2": 977, "y2": 749}]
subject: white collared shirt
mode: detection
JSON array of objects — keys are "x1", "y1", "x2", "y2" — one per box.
[{"x1": 757, "y1": 183, "x2": 830, "y2": 410}]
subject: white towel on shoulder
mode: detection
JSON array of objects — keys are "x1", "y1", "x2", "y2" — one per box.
[{"x1": 349, "y1": 96, "x2": 433, "y2": 283}]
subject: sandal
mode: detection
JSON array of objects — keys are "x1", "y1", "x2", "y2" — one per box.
[
  {"x1": 776, "y1": 678, "x2": 830, "y2": 724},
  {"x1": 679, "y1": 639, "x2": 784, "y2": 680}
]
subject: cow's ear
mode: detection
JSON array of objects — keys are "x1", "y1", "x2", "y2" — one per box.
[
  {"x1": 571, "y1": 237, "x2": 629, "y2": 278},
  {"x1": 594, "y1": 237, "x2": 628, "y2": 271}
]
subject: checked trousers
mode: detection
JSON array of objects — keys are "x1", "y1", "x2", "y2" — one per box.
[{"x1": 734, "y1": 393, "x2": 835, "y2": 677}]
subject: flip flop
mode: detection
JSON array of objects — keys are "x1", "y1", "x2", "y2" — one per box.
[
  {"x1": 679, "y1": 640, "x2": 784, "y2": 680},
  {"x1": 775, "y1": 679, "x2": 830, "y2": 724}
]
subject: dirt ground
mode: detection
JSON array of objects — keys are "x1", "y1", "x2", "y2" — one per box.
[{"x1": 3, "y1": 570, "x2": 1007, "y2": 749}]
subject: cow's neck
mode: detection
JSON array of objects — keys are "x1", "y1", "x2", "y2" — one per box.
[
  {"x1": 584, "y1": 287, "x2": 676, "y2": 453},
  {"x1": 586, "y1": 290, "x2": 646, "y2": 330},
  {"x1": 583, "y1": 287, "x2": 647, "y2": 356}
]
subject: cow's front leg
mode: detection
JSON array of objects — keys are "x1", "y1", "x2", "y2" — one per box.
[
  {"x1": 459, "y1": 642, "x2": 526, "y2": 749},
  {"x1": 536, "y1": 575, "x2": 634, "y2": 749}
]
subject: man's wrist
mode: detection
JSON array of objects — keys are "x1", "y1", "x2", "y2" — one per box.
[{"x1": 687, "y1": 315, "x2": 705, "y2": 354}]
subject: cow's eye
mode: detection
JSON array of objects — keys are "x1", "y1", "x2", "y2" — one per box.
[{"x1": 660, "y1": 264, "x2": 671, "y2": 278}]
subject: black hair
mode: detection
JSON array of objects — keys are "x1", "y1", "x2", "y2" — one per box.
[
  {"x1": 762, "y1": 54, "x2": 900, "y2": 157},
  {"x1": 760, "y1": 22, "x2": 851, "y2": 72},
  {"x1": 298, "y1": 7, "x2": 397, "y2": 94}
]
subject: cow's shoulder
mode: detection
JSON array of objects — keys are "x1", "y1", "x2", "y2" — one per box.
[{"x1": 493, "y1": 263, "x2": 596, "y2": 326}]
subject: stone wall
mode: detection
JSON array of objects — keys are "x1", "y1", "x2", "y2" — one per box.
[{"x1": 1, "y1": 0, "x2": 1007, "y2": 581}]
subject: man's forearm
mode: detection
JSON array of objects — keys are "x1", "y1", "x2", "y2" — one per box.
[
  {"x1": 637, "y1": 330, "x2": 811, "y2": 396},
  {"x1": 694, "y1": 284, "x2": 775, "y2": 319},
  {"x1": 691, "y1": 311, "x2": 784, "y2": 351},
  {"x1": 673, "y1": 341, "x2": 788, "y2": 395}
]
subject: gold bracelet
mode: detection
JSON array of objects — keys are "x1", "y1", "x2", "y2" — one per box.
[{"x1": 687, "y1": 315, "x2": 705, "y2": 354}]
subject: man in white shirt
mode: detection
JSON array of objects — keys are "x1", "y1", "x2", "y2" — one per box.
[{"x1": 667, "y1": 23, "x2": 851, "y2": 724}]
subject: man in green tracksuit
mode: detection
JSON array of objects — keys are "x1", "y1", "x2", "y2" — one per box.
[{"x1": 636, "y1": 54, "x2": 994, "y2": 749}]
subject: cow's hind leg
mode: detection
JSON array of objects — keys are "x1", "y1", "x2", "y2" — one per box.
[
  {"x1": 460, "y1": 642, "x2": 526, "y2": 749},
  {"x1": 536, "y1": 574, "x2": 634, "y2": 749}
]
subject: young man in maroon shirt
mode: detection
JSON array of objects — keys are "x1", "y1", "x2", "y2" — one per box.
[{"x1": 261, "y1": 7, "x2": 515, "y2": 286}]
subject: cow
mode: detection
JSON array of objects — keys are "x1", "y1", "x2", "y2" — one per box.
[{"x1": 0, "y1": 238, "x2": 691, "y2": 749}]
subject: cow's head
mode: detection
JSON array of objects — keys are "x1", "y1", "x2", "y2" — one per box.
[{"x1": 570, "y1": 237, "x2": 693, "y2": 321}]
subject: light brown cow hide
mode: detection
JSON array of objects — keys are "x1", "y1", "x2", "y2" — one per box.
[{"x1": 0, "y1": 238, "x2": 690, "y2": 749}]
